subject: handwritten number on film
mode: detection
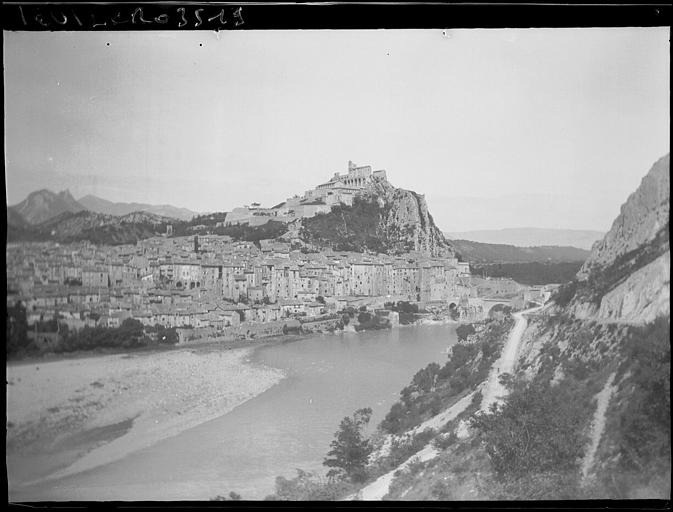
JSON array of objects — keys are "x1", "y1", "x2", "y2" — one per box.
[{"x1": 16, "y1": 5, "x2": 245, "y2": 29}]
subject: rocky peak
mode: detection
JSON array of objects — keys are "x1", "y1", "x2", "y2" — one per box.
[
  {"x1": 9, "y1": 188, "x2": 86, "y2": 225},
  {"x1": 293, "y1": 175, "x2": 454, "y2": 257},
  {"x1": 566, "y1": 154, "x2": 670, "y2": 324},
  {"x1": 577, "y1": 154, "x2": 669, "y2": 280}
]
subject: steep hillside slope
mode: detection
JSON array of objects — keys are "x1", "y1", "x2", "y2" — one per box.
[
  {"x1": 578, "y1": 154, "x2": 669, "y2": 280},
  {"x1": 9, "y1": 189, "x2": 86, "y2": 225},
  {"x1": 9, "y1": 210, "x2": 177, "y2": 245},
  {"x1": 562, "y1": 154, "x2": 670, "y2": 324}
]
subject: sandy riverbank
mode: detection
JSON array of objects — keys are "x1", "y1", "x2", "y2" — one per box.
[{"x1": 7, "y1": 345, "x2": 285, "y2": 490}]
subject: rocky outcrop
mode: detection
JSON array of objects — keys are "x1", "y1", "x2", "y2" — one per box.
[
  {"x1": 295, "y1": 176, "x2": 454, "y2": 257},
  {"x1": 9, "y1": 189, "x2": 86, "y2": 225},
  {"x1": 594, "y1": 251, "x2": 670, "y2": 324},
  {"x1": 578, "y1": 154, "x2": 669, "y2": 280},
  {"x1": 364, "y1": 176, "x2": 454, "y2": 257},
  {"x1": 565, "y1": 154, "x2": 670, "y2": 325}
]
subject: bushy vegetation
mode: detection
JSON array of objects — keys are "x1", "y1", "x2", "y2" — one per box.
[
  {"x1": 266, "y1": 469, "x2": 356, "y2": 501},
  {"x1": 379, "y1": 428, "x2": 436, "y2": 472},
  {"x1": 6, "y1": 304, "x2": 178, "y2": 359},
  {"x1": 59, "y1": 319, "x2": 178, "y2": 353},
  {"x1": 354, "y1": 312, "x2": 391, "y2": 332},
  {"x1": 181, "y1": 219, "x2": 288, "y2": 243},
  {"x1": 210, "y1": 491, "x2": 242, "y2": 501},
  {"x1": 471, "y1": 377, "x2": 593, "y2": 480},
  {"x1": 380, "y1": 316, "x2": 513, "y2": 435},
  {"x1": 467, "y1": 314, "x2": 670, "y2": 500},
  {"x1": 471, "y1": 261, "x2": 583, "y2": 286},
  {"x1": 299, "y1": 197, "x2": 392, "y2": 253},
  {"x1": 603, "y1": 317, "x2": 671, "y2": 496},
  {"x1": 552, "y1": 280, "x2": 578, "y2": 307},
  {"x1": 299, "y1": 196, "x2": 422, "y2": 254},
  {"x1": 384, "y1": 301, "x2": 421, "y2": 324},
  {"x1": 455, "y1": 323, "x2": 476, "y2": 342},
  {"x1": 432, "y1": 430, "x2": 458, "y2": 450}
]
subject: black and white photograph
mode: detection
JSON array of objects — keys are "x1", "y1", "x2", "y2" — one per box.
[{"x1": 4, "y1": 3, "x2": 670, "y2": 503}]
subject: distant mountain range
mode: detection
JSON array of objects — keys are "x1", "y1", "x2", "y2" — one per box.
[
  {"x1": 78, "y1": 195, "x2": 197, "y2": 221},
  {"x1": 7, "y1": 189, "x2": 198, "y2": 227},
  {"x1": 444, "y1": 228, "x2": 604, "y2": 250}
]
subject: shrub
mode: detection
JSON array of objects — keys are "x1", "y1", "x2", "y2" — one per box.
[
  {"x1": 270, "y1": 469, "x2": 354, "y2": 501},
  {"x1": 433, "y1": 431, "x2": 458, "y2": 450},
  {"x1": 553, "y1": 280, "x2": 578, "y2": 307},
  {"x1": 470, "y1": 377, "x2": 592, "y2": 479}
]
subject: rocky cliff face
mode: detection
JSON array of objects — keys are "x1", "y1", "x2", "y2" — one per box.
[
  {"x1": 568, "y1": 154, "x2": 670, "y2": 324},
  {"x1": 364, "y1": 176, "x2": 454, "y2": 257},
  {"x1": 578, "y1": 154, "x2": 669, "y2": 280}
]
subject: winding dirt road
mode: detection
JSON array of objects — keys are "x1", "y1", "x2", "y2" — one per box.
[
  {"x1": 480, "y1": 304, "x2": 543, "y2": 413},
  {"x1": 349, "y1": 305, "x2": 543, "y2": 500}
]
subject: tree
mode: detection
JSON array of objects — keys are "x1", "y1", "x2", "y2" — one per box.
[
  {"x1": 448, "y1": 303, "x2": 460, "y2": 321},
  {"x1": 316, "y1": 295, "x2": 325, "y2": 304},
  {"x1": 323, "y1": 407, "x2": 373, "y2": 483},
  {"x1": 357, "y1": 311, "x2": 372, "y2": 324},
  {"x1": 456, "y1": 323, "x2": 476, "y2": 342},
  {"x1": 412, "y1": 362, "x2": 440, "y2": 393},
  {"x1": 6, "y1": 301, "x2": 29, "y2": 357}
]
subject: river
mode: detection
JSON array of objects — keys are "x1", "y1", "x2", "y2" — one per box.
[{"x1": 12, "y1": 324, "x2": 456, "y2": 501}]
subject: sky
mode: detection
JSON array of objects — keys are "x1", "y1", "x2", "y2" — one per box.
[{"x1": 4, "y1": 27, "x2": 670, "y2": 232}]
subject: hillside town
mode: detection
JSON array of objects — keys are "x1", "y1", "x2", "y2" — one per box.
[
  {"x1": 6, "y1": 231, "x2": 556, "y2": 350},
  {"x1": 6, "y1": 161, "x2": 555, "y2": 350},
  {"x1": 6, "y1": 236, "x2": 461, "y2": 344}
]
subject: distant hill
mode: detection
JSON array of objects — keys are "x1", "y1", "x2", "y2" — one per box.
[
  {"x1": 6, "y1": 207, "x2": 32, "y2": 242},
  {"x1": 9, "y1": 189, "x2": 86, "y2": 225},
  {"x1": 78, "y1": 194, "x2": 197, "y2": 221},
  {"x1": 452, "y1": 238, "x2": 590, "y2": 285},
  {"x1": 444, "y1": 228, "x2": 604, "y2": 250},
  {"x1": 7, "y1": 210, "x2": 178, "y2": 245},
  {"x1": 6, "y1": 208, "x2": 29, "y2": 228},
  {"x1": 451, "y1": 239, "x2": 590, "y2": 264}
]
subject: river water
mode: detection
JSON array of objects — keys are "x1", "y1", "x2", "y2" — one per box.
[{"x1": 15, "y1": 324, "x2": 456, "y2": 501}]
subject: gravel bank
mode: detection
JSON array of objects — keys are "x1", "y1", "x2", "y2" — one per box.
[{"x1": 7, "y1": 346, "x2": 285, "y2": 489}]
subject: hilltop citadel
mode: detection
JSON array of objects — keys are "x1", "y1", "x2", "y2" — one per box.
[{"x1": 6, "y1": 162, "x2": 547, "y2": 349}]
